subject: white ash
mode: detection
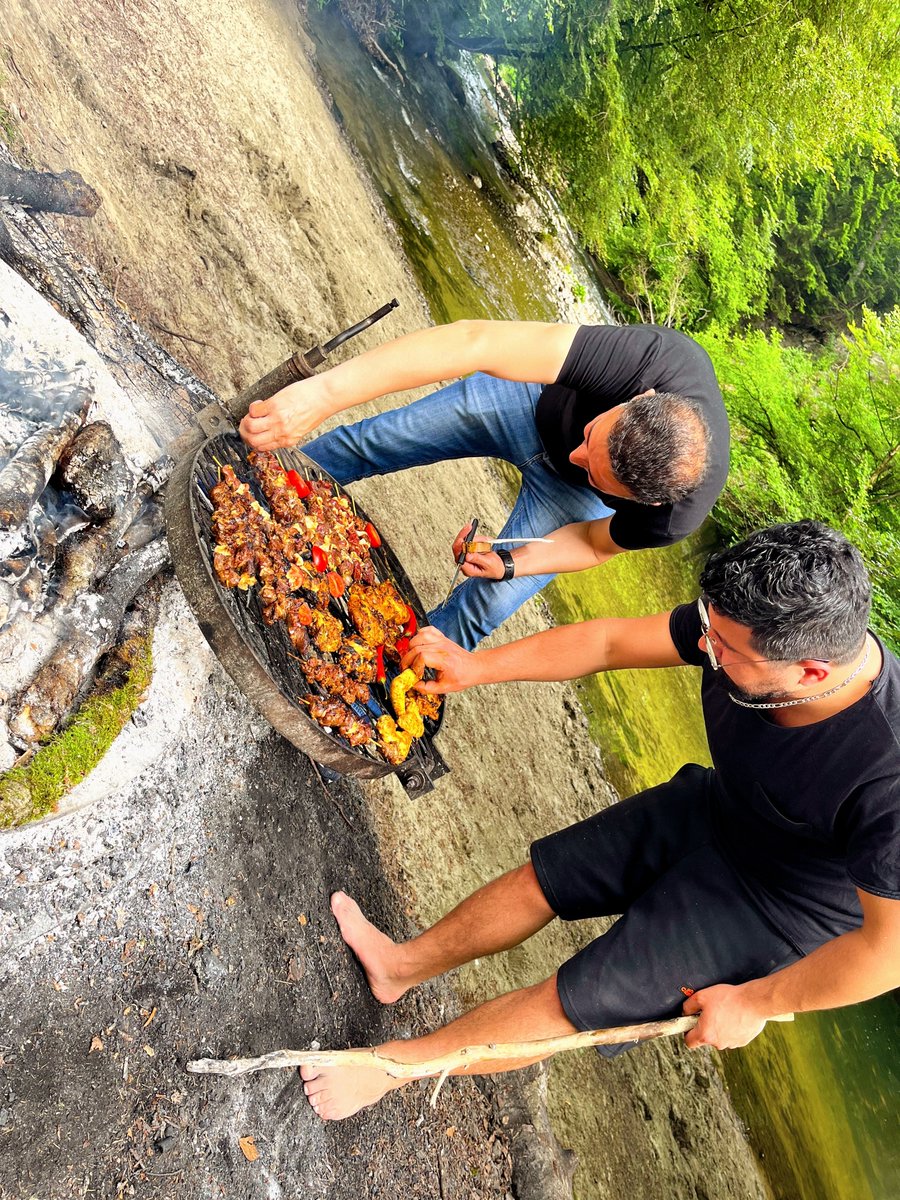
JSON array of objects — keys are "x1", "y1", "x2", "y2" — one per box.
[{"x1": 0, "y1": 261, "x2": 161, "y2": 469}]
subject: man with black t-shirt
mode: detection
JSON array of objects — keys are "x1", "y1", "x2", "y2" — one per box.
[
  {"x1": 239, "y1": 320, "x2": 729, "y2": 649},
  {"x1": 295, "y1": 522, "x2": 900, "y2": 1122}
]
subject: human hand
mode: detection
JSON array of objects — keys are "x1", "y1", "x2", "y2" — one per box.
[
  {"x1": 450, "y1": 523, "x2": 504, "y2": 582},
  {"x1": 239, "y1": 376, "x2": 334, "y2": 451},
  {"x1": 682, "y1": 984, "x2": 768, "y2": 1050},
  {"x1": 400, "y1": 626, "x2": 479, "y2": 693}
]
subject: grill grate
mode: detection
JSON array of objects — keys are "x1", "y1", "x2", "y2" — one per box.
[{"x1": 190, "y1": 433, "x2": 444, "y2": 772}]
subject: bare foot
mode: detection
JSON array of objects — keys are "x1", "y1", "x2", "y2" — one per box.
[
  {"x1": 301, "y1": 1062, "x2": 399, "y2": 1121},
  {"x1": 330, "y1": 891, "x2": 410, "y2": 1004}
]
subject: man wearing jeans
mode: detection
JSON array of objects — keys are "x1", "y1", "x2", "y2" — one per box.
[{"x1": 240, "y1": 320, "x2": 729, "y2": 649}]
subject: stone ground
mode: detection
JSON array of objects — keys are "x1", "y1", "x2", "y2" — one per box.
[{"x1": 0, "y1": 609, "x2": 521, "y2": 1200}]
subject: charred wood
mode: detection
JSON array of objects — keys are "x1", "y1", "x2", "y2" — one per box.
[
  {"x1": 57, "y1": 421, "x2": 131, "y2": 520},
  {"x1": 0, "y1": 389, "x2": 91, "y2": 532},
  {"x1": 0, "y1": 458, "x2": 171, "y2": 701},
  {"x1": 93, "y1": 574, "x2": 163, "y2": 696},
  {"x1": 0, "y1": 162, "x2": 101, "y2": 218},
  {"x1": 54, "y1": 454, "x2": 173, "y2": 605},
  {"x1": 8, "y1": 536, "x2": 170, "y2": 745}
]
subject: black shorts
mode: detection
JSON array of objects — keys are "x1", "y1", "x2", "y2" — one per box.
[{"x1": 530, "y1": 764, "x2": 801, "y2": 1057}]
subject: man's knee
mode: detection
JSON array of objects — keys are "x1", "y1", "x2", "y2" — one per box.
[{"x1": 508, "y1": 861, "x2": 556, "y2": 917}]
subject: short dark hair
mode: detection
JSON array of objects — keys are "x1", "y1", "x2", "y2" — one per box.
[
  {"x1": 607, "y1": 393, "x2": 710, "y2": 504},
  {"x1": 699, "y1": 521, "x2": 871, "y2": 664}
]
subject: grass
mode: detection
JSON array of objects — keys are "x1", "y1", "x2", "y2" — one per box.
[
  {"x1": 0, "y1": 71, "x2": 19, "y2": 145},
  {"x1": 0, "y1": 634, "x2": 154, "y2": 829}
]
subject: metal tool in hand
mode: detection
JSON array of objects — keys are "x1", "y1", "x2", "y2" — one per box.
[
  {"x1": 443, "y1": 516, "x2": 479, "y2": 605},
  {"x1": 465, "y1": 535, "x2": 554, "y2": 553}
]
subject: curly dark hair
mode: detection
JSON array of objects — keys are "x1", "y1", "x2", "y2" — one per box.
[
  {"x1": 607, "y1": 392, "x2": 710, "y2": 504},
  {"x1": 700, "y1": 521, "x2": 871, "y2": 664}
]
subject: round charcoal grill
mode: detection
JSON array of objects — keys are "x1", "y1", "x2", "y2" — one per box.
[{"x1": 165, "y1": 430, "x2": 448, "y2": 796}]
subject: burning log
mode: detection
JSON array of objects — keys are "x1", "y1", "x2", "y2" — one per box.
[
  {"x1": 54, "y1": 454, "x2": 173, "y2": 605},
  {"x1": 57, "y1": 421, "x2": 131, "y2": 520},
  {"x1": 0, "y1": 162, "x2": 101, "y2": 218},
  {"x1": 93, "y1": 574, "x2": 164, "y2": 696},
  {"x1": 0, "y1": 458, "x2": 171, "y2": 702},
  {"x1": 0, "y1": 389, "x2": 91, "y2": 534},
  {"x1": 8, "y1": 536, "x2": 170, "y2": 746}
]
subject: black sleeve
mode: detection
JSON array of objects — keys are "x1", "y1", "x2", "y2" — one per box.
[
  {"x1": 556, "y1": 325, "x2": 660, "y2": 396},
  {"x1": 608, "y1": 502, "x2": 680, "y2": 551},
  {"x1": 841, "y1": 782, "x2": 900, "y2": 900},
  {"x1": 668, "y1": 603, "x2": 707, "y2": 667}
]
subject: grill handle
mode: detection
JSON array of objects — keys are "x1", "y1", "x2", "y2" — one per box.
[{"x1": 224, "y1": 298, "x2": 399, "y2": 424}]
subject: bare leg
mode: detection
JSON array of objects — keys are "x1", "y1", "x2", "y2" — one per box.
[
  {"x1": 331, "y1": 862, "x2": 555, "y2": 1003},
  {"x1": 302, "y1": 973, "x2": 574, "y2": 1121}
]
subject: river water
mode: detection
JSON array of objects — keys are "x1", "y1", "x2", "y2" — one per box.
[{"x1": 307, "y1": 8, "x2": 900, "y2": 1199}]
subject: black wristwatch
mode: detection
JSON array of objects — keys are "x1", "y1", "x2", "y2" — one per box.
[{"x1": 496, "y1": 548, "x2": 516, "y2": 581}]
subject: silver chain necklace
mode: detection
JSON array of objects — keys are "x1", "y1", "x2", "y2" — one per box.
[{"x1": 728, "y1": 643, "x2": 871, "y2": 710}]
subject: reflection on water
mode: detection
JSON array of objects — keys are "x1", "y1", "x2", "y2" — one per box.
[
  {"x1": 309, "y1": 4, "x2": 613, "y2": 327},
  {"x1": 307, "y1": 9, "x2": 900, "y2": 1199}
]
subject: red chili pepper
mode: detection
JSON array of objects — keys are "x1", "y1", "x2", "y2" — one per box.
[
  {"x1": 286, "y1": 470, "x2": 312, "y2": 499},
  {"x1": 375, "y1": 644, "x2": 386, "y2": 684},
  {"x1": 403, "y1": 605, "x2": 418, "y2": 636},
  {"x1": 395, "y1": 635, "x2": 410, "y2": 657},
  {"x1": 311, "y1": 545, "x2": 328, "y2": 572},
  {"x1": 326, "y1": 570, "x2": 345, "y2": 599},
  {"x1": 364, "y1": 521, "x2": 382, "y2": 549}
]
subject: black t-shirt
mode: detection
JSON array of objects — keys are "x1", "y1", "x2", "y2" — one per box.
[
  {"x1": 669, "y1": 603, "x2": 900, "y2": 952},
  {"x1": 535, "y1": 325, "x2": 729, "y2": 551}
]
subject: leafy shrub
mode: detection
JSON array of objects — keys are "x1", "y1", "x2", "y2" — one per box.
[{"x1": 698, "y1": 309, "x2": 900, "y2": 648}]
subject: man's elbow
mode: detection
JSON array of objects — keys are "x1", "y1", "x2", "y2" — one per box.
[
  {"x1": 588, "y1": 526, "x2": 626, "y2": 565},
  {"x1": 450, "y1": 319, "x2": 493, "y2": 361}
]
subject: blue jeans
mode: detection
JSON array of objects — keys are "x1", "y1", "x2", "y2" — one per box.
[{"x1": 305, "y1": 374, "x2": 613, "y2": 649}]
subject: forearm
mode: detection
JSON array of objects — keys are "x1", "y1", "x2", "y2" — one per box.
[
  {"x1": 470, "y1": 620, "x2": 616, "y2": 685},
  {"x1": 509, "y1": 520, "x2": 618, "y2": 578},
  {"x1": 320, "y1": 318, "x2": 578, "y2": 417},
  {"x1": 740, "y1": 927, "x2": 900, "y2": 1018},
  {"x1": 408, "y1": 610, "x2": 681, "y2": 693},
  {"x1": 242, "y1": 319, "x2": 578, "y2": 450}
]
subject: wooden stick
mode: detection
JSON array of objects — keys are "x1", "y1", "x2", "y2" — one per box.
[{"x1": 186, "y1": 1012, "x2": 794, "y2": 1092}]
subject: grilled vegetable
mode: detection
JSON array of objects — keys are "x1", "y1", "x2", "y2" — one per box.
[{"x1": 286, "y1": 469, "x2": 312, "y2": 498}]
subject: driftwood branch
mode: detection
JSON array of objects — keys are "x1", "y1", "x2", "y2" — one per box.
[
  {"x1": 188, "y1": 1016, "x2": 693, "y2": 1085},
  {"x1": 187, "y1": 1011, "x2": 795, "y2": 1105}
]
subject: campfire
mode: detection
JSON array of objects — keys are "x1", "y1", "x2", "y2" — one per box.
[{"x1": 0, "y1": 340, "x2": 171, "y2": 799}]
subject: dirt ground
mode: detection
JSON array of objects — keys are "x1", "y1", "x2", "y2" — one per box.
[{"x1": 0, "y1": 2, "x2": 771, "y2": 1197}]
